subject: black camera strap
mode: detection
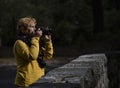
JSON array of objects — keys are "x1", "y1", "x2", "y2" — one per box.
[{"x1": 37, "y1": 37, "x2": 46, "y2": 68}]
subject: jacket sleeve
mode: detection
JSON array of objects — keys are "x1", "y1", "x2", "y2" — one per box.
[
  {"x1": 15, "y1": 37, "x2": 40, "y2": 61},
  {"x1": 43, "y1": 40, "x2": 53, "y2": 60}
]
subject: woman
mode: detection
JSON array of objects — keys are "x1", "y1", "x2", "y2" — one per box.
[{"x1": 13, "y1": 17, "x2": 53, "y2": 87}]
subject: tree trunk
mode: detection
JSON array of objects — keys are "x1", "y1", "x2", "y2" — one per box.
[{"x1": 92, "y1": 0, "x2": 104, "y2": 34}]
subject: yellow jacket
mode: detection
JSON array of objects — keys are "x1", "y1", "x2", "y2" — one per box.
[{"x1": 13, "y1": 37, "x2": 53, "y2": 87}]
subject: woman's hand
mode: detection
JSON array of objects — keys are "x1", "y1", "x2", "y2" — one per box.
[
  {"x1": 44, "y1": 35, "x2": 51, "y2": 42},
  {"x1": 35, "y1": 28, "x2": 43, "y2": 37}
]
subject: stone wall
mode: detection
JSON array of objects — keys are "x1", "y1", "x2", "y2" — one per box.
[{"x1": 35, "y1": 54, "x2": 109, "y2": 88}]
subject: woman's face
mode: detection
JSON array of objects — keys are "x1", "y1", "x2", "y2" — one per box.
[{"x1": 27, "y1": 23, "x2": 36, "y2": 36}]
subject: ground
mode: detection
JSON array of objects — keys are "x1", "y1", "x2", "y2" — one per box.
[{"x1": 0, "y1": 56, "x2": 75, "y2": 88}]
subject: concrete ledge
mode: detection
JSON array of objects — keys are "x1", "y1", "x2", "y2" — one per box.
[{"x1": 35, "y1": 54, "x2": 108, "y2": 88}]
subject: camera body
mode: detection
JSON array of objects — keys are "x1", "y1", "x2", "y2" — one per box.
[{"x1": 36, "y1": 27, "x2": 52, "y2": 35}]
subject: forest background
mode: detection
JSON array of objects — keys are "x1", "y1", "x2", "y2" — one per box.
[{"x1": 0, "y1": 0, "x2": 120, "y2": 52}]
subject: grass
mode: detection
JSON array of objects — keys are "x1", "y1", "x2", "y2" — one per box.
[
  {"x1": 0, "y1": 56, "x2": 75, "y2": 66},
  {"x1": 0, "y1": 57, "x2": 15, "y2": 65}
]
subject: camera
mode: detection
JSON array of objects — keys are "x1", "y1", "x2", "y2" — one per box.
[{"x1": 36, "y1": 26, "x2": 52, "y2": 35}]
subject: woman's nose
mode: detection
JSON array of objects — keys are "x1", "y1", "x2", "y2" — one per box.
[{"x1": 34, "y1": 27, "x2": 36, "y2": 31}]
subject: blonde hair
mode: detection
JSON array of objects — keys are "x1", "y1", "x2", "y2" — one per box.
[{"x1": 17, "y1": 17, "x2": 36, "y2": 34}]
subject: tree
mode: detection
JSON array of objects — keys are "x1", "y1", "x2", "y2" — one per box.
[{"x1": 92, "y1": 0, "x2": 104, "y2": 35}]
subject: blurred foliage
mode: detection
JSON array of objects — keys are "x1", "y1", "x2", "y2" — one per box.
[{"x1": 0, "y1": 0, "x2": 120, "y2": 46}]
